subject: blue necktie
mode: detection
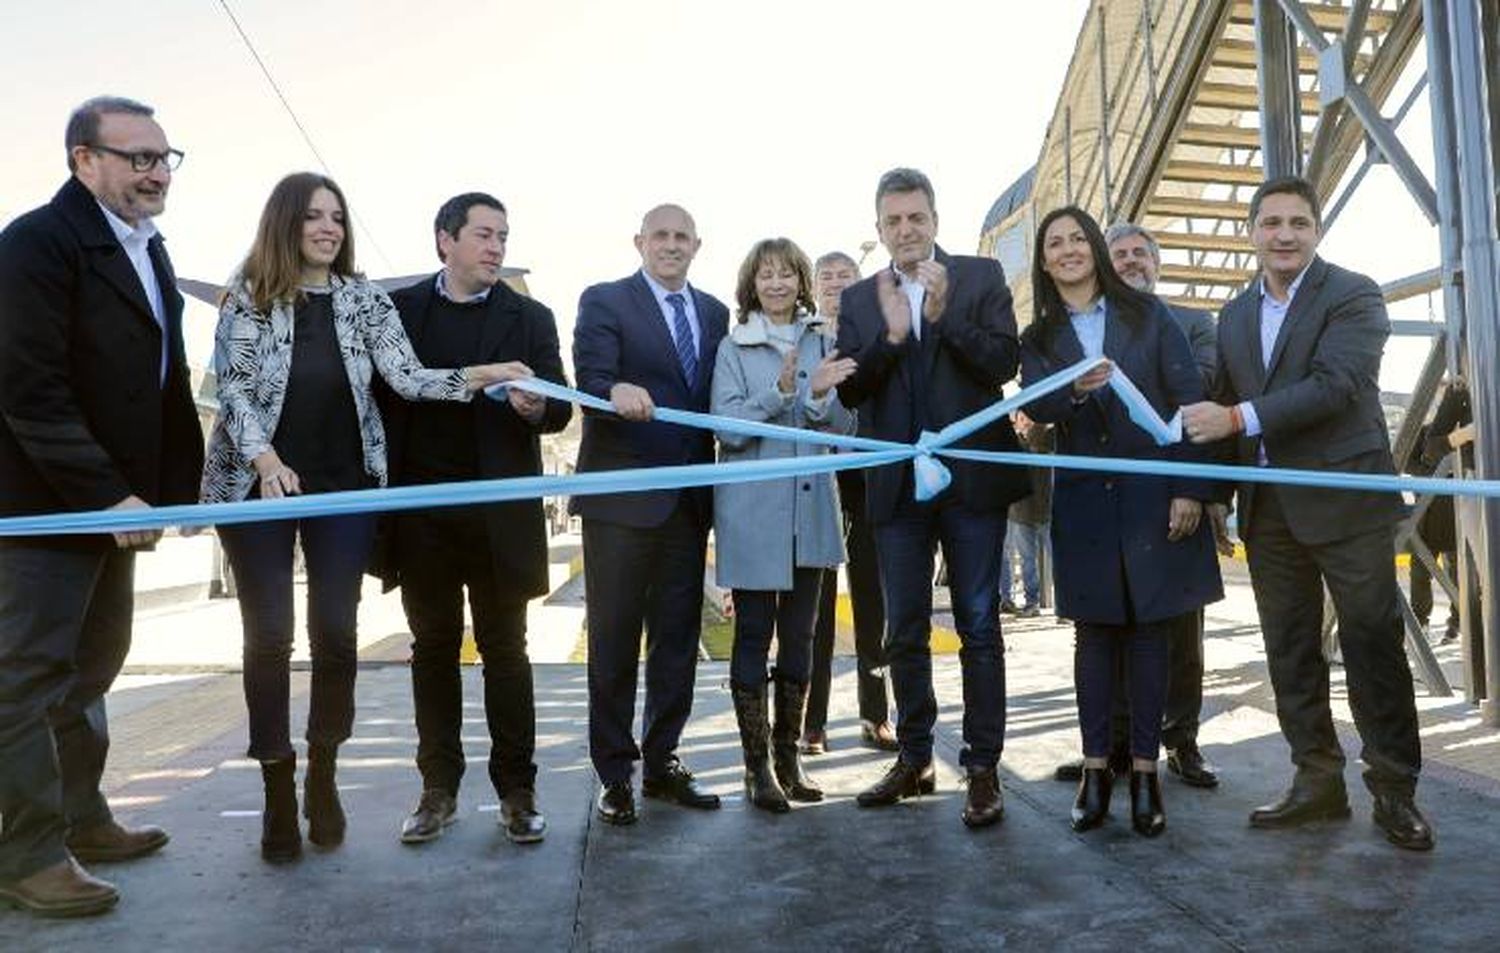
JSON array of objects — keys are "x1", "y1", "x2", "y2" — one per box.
[{"x1": 666, "y1": 292, "x2": 698, "y2": 386}]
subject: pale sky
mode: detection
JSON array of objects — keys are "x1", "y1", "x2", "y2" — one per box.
[{"x1": 2, "y1": 0, "x2": 1446, "y2": 391}]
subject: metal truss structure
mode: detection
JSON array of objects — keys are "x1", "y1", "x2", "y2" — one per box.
[{"x1": 980, "y1": 0, "x2": 1500, "y2": 721}]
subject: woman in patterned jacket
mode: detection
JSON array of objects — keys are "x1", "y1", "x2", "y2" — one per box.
[{"x1": 202, "y1": 172, "x2": 514, "y2": 863}]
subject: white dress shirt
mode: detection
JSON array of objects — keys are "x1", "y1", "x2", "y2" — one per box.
[
  {"x1": 640, "y1": 268, "x2": 700, "y2": 358},
  {"x1": 98, "y1": 201, "x2": 168, "y2": 384},
  {"x1": 1238, "y1": 264, "x2": 1311, "y2": 460},
  {"x1": 891, "y1": 251, "x2": 935, "y2": 341}
]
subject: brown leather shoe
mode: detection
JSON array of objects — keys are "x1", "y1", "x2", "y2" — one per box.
[
  {"x1": 0, "y1": 857, "x2": 119, "y2": 918},
  {"x1": 66, "y1": 819, "x2": 169, "y2": 864},
  {"x1": 962, "y1": 767, "x2": 1005, "y2": 828},
  {"x1": 500, "y1": 788, "x2": 547, "y2": 845},
  {"x1": 856, "y1": 759, "x2": 936, "y2": 807},
  {"x1": 859, "y1": 720, "x2": 900, "y2": 752}
]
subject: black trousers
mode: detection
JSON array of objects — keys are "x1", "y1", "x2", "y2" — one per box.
[
  {"x1": 731, "y1": 568, "x2": 822, "y2": 686},
  {"x1": 1245, "y1": 486, "x2": 1422, "y2": 796},
  {"x1": 807, "y1": 504, "x2": 888, "y2": 731},
  {"x1": 0, "y1": 545, "x2": 133, "y2": 881},
  {"x1": 583, "y1": 503, "x2": 708, "y2": 784},
  {"x1": 398, "y1": 510, "x2": 535, "y2": 799},
  {"x1": 1076, "y1": 619, "x2": 1170, "y2": 760},
  {"x1": 219, "y1": 514, "x2": 377, "y2": 762},
  {"x1": 1104, "y1": 608, "x2": 1206, "y2": 755}
]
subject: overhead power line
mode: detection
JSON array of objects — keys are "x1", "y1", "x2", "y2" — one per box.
[{"x1": 217, "y1": 0, "x2": 396, "y2": 272}]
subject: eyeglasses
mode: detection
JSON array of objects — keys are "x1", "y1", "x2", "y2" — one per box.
[{"x1": 88, "y1": 144, "x2": 185, "y2": 172}]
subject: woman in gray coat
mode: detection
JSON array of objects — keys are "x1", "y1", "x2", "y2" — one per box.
[{"x1": 712, "y1": 238, "x2": 856, "y2": 812}]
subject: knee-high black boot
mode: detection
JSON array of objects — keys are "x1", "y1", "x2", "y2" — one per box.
[
  {"x1": 730, "y1": 681, "x2": 789, "y2": 813},
  {"x1": 261, "y1": 755, "x2": 302, "y2": 863},
  {"x1": 772, "y1": 675, "x2": 823, "y2": 803},
  {"x1": 304, "y1": 743, "x2": 346, "y2": 847}
]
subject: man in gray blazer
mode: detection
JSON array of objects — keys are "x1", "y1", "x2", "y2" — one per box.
[{"x1": 1182, "y1": 176, "x2": 1431, "y2": 850}]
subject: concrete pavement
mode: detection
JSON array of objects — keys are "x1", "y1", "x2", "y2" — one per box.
[{"x1": 3, "y1": 549, "x2": 1498, "y2": 949}]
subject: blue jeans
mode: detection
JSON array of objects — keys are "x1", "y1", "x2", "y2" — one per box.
[
  {"x1": 875, "y1": 500, "x2": 1006, "y2": 770},
  {"x1": 1001, "y1": 520, "x2": 1047, "y2": 608}
]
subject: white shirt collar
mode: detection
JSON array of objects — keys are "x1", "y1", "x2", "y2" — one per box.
[
  {"x1": 640, "y1": 268, "x2": 692, "y2": 303},
  {"x1": 890, "y1": 249, "x2": 936, "y2": 285},
  {"x1": 96, "y1": 200, "x2": 158, "y2": 246},
  {"x1": 1259, "y1": 261, "x2": 1313, "y2": 306}
]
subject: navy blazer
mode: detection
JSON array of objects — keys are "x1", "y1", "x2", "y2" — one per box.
[
  {"x1": 0, "y1": 177, "x2": 203, "y2": 544},
  {"x1": 1021, "y1": 297, "x2": 1222, "y2": 625},
  {"x1": 1212, "y1": 256, "x2": 1402, "y2": 545},
  {"x1": 834, "y1": 248, "x2": 1030, "y2": 522},
  {"x1": 375, "y1": 276, "x2": 573, "y2": 599},
  {"x1": 571, "y1": 271, "x2": 729, "y2": 528}
]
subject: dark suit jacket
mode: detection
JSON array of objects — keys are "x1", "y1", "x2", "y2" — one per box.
[
  {"x1": 1168, "y1": 304, "x2": 1218, "y2": 388},
  {"x1": 374, "y1": 276, "x2": 572, "y2": 600},
  {"x1": 0, "y1": 177, "x2": 203, "y2": 546},
  {"x1": 1021, "y1": 297, "x2": 1222, "y2": 624},
  {"x1": 835, "y1": 247, "x2": 1029, "y2": 522},
  {"x1": 571, "y1": 271, "x2": 729, "y2": 528},
  {"x1": 1212, "y1": 256, "x2": 1402, "y2": 545}
]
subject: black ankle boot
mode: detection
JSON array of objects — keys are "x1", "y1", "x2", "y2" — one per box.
[
  {"x1": 1070, "y1": 766, "x2": 1113, "y2": 832},
  {"x1": 304, "y1": 743, "x2": 346, "y2": 847},
  {"x1": 771, "y1": 676, "x2": 823, "y2": 803},
  {"x1": 1130, "y1": 769, "x2": 1166, "y2": 837},
  {"x1": 730, "y1": 681, "x2": 789, "y2": 813},
  {"x1": 261, "y1": 756, "x2": 302, "y2": 863}
]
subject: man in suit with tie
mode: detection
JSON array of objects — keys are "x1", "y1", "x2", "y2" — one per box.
[
  {"x1": 0, "y1": 96, "x2": 205, "y2": 916},
  {"x1": 835, "y1": 168, "x2": 1030, "y2": 828},
  {"x1": 573, "y1": 204, "x2": 730, "y2": 825},
  {"x1": 1182, "y1": 175, "x2": 1432, "y2": 850}
]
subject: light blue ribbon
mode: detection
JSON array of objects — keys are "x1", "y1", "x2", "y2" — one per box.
[{"x1": 5, "y1": 357, "x2": 1498, "y2": 536}]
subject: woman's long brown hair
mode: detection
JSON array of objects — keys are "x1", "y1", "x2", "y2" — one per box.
[{"x1": 239, "y1": 172, "x2": 357, "y2": 313}]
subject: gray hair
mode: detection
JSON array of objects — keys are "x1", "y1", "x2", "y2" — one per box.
[
  {"x1": 814, "y1": 250, "x2": 859, "y2": 274},
  {"x1": 66, "y1": 96, "x2": 155, "y2": 172},
  {"x1": 875, "y1": 167, "x2": 936, "y2": 213},
  {"x1": 1103, "y1": 222, "x2": 1160, "y2": 263}
]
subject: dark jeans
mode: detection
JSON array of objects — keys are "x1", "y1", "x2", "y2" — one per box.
[
  {"x1": 219, "y1": 514, "x2": 377, "y2": 763},
  {"x1": 875, "y1": 499, "x2": 1006, "y2": 771},
  {"x1": 0, "y1": 545, "x2": 133, "y2": 881},
  {"x1": 1076, "y1": 620, "x2": 1170, "y2": 760},
  {"x1": 731, "y1": 567, "x2": 822, "y2": 686},
  {"x1": 1245, "y1": 486, "x2": 1422, "y2": 796},
  {"x1": 398, "y1": 509, "x2": 535, "y2": 798},
  {"x1": 807, "y1": 505, "x2": 888, "y2": 731},
  {"x1": 583, "y1": 504, "x2": 708, "y2": 784}
]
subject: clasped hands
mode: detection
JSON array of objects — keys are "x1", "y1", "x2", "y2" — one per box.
[{"x1": 875, "y1": 261, "x2": 949, "y2": 343}]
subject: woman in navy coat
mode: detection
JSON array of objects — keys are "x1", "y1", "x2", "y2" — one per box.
[{"x1": 1020, "y1": 206, "x2": 1223, "y2": 837}]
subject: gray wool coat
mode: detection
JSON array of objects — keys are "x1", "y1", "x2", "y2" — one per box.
[{"x1": 711, "y1": 312, "x2": 855, "y2": 590}]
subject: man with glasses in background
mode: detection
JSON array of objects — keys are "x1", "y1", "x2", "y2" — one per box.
[{"x1": 0, "y1": 96, "x2": 203, "y2": 916}]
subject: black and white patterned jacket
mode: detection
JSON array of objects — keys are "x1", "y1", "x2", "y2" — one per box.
[{"x1": 200, "y1": 273, "x2": 470, "y2": 504}]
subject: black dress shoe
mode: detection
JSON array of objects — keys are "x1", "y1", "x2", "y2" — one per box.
[
  {"x1": 1249, "y1": 780, "x2": 1351, "y2": 829},
  {"x1": 642, "y1": 762, "x2": 720, "y2": 810},
  {"x1": 1130, "y1": 770, "x2": 1166, "y2": 837},
  {"x1": 501, "y1": 788, "x2": 547, "y2": 845},
  {"x1": 856, "y1": 759, "x2": 936, "y2": 807},
  {"x1": 1166, "y1": 744, "x2": 1220, "y2": 789},
  {"x1": 596, "y1": 781, "x2": 637, "y2": 826},
  {"x1": 1070, "y1": 766, "x2": 1113, "y2": 832},
  {"x1": 962, "y1": 767, "x2": 1004, "y2": 828},
  {"x1": 1372, "y1": 793, "x2": 1435, "y2": 851}
]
